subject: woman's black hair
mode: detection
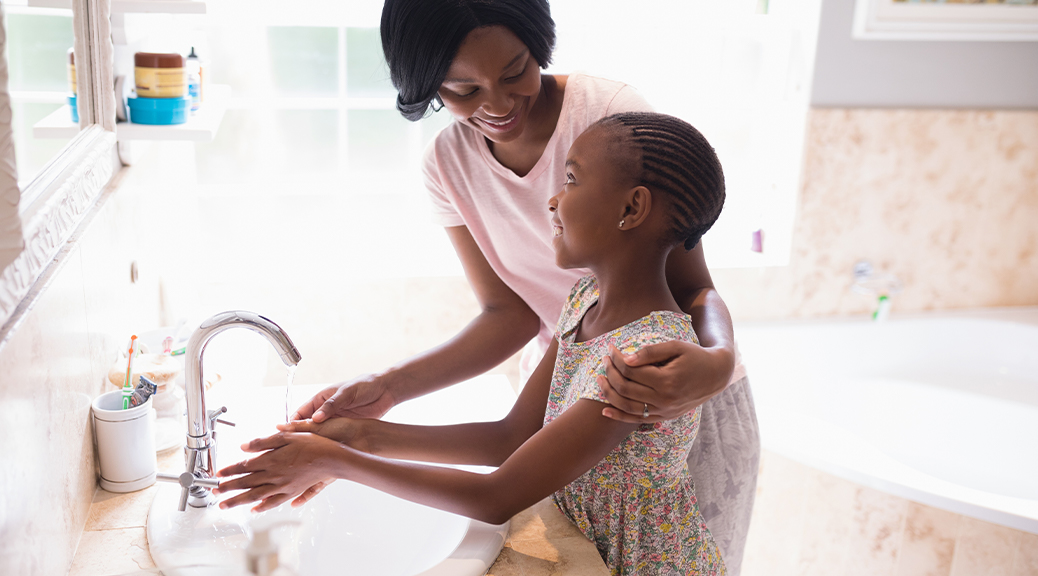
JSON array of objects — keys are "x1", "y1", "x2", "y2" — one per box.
[
  {"x1": 381, "y1": 0, "x2": 556, "y2": 121},
  {"x1": 593, "y1": 112, "x2": 726, "y2": 251}
]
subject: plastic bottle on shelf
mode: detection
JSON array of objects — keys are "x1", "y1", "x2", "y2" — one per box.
[{"x1": 186, "y1": 47, "x2": 203, "y2": 112}]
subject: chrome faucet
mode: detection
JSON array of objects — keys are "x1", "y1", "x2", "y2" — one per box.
[{"x1": 157, "y1": 311, "x2": 302, "y2": 511}]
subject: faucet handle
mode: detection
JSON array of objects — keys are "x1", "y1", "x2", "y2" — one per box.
[{"x1": 207, "y1": 406, "x2": 235, "y2": 436}]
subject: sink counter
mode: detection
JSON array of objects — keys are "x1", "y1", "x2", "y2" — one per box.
[
  {"x1": 68, "y1": 458, "x2": 609, "y2": 576},
  {"x1": 68, "y1": 376, "x2": 609, "y2": 576}
]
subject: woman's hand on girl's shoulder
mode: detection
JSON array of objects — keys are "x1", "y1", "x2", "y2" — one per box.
[{"x1": 597, "y1": 341, "x2": 734, "y2": 423}]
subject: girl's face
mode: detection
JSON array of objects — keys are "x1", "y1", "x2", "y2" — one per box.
[
  {"x1": 438, "y1": 25, "x2": 544, "y2": 144},
  {"x1": 548, "y1": 128, "x2": 629, "y2": 269}
]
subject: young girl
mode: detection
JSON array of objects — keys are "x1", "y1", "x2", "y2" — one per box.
[{"x1": 216, "y1": 111, "x2": 728, "y2": 576}]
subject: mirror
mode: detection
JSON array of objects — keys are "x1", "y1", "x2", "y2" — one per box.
[{"x1": 0, "y1": 0, "x2": 117, "y2": 331}]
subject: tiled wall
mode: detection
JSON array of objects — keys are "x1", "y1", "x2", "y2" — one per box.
[
  {"x1": 0, "y1": 179, "x2": 160, "y2": 576},
  {"x1": 714, "y1": 108, "x2": 1038, "y2": 320},
  {"x1": 743, "y1": 451, "x2": 1038, "y2": 576}
]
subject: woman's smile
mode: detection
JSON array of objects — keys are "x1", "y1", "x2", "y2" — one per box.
[{"x1": 474, "y1": 102, "x2": 525, "y2": 134}]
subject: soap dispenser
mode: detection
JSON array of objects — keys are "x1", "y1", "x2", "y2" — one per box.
[{"x1": 245, "y1": 518, "x2": 301, "y2": 576}]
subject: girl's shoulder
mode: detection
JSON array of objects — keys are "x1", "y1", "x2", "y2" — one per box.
[
  {"x1": 612, "y1": 311, "x2": 699, "y2": 356},
  {"x1": 554, "y1": 274, "x2": 600, "y2": 340}
]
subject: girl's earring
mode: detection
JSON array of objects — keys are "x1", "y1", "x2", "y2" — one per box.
[{"x1": 618, "y1": 219, "x2": 625, "y2": 229}]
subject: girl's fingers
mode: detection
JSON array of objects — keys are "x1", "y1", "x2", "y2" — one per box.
[
  {"x1": 213, "y1": 471, "x2": 270, "y2": 493},
  {"x1": 241, "y1": 433, "x2": 291, "y2": 453},
  {"x1": 291, "y1": 481, "x2": 328, "y2": 507},
  {"x1": 219, "y1": 484, "x2": 280, "y2": 510},
  {"x1": 253, "y1": 492, "x2": 294, "y2": 513},
  {"x1": 217, "y1": 457, "x2": 261, "y2": 478}
]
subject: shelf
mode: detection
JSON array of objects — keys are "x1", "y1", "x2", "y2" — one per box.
[
  {"x1": 27, "y1": 0, "x2": 206, "y2": 14},
  {"x1": 33, "y1": 84, "x2": 230, "y2": 142}
]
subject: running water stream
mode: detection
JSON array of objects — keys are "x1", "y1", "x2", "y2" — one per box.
[{"x1": 284, "y1": 364, "x2": 298, "y2": 422}]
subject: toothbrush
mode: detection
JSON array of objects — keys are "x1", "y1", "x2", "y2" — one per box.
[
  {"x1": 162, "y1": 336, "x2": 173, "y2": 355},
  {"x1": 122, "y1": 335, "x2": 140, "y2": 409}
]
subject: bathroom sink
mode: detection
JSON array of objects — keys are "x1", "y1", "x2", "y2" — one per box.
[{"x1": 148, "y1": 376, "x2": 515, "y2": 576}]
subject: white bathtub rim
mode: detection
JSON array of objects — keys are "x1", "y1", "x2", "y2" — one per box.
[{"x1": 759, "y1": 407, "x2": 1038, "y2": 535}]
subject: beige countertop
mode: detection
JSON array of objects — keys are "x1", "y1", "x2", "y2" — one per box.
[{"x1": 68, "y1": 451, "x2": 609, "y2": 576}]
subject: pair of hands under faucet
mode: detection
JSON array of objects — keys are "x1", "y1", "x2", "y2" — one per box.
[{"x1": 214, "y1": 418, "x2": 361, "y2": 512}]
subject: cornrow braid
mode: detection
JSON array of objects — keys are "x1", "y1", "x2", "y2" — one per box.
[{"x1": 594, "y1": 112, "x2": 725, "y2": 250}]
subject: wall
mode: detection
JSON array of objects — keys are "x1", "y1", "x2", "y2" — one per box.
[
  {"x1": 811, "y1": 0, "x2": 1038, "y2": 109},
  {"x1": 0, "y1": 174, "x2": 160, "y2": 576},
  {"x1": 714, "y1": 107, "x2": 1038, "y2": 321}
]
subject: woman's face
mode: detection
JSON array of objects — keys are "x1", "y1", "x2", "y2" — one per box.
[
  {"x1": 438, "y1": 25, "x2": 544, "y2": 144},
  {"x1": 548, "y1": 128, "x2": 628, "y2": 269}
]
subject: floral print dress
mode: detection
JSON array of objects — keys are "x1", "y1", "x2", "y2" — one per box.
[{"x1": 545, "y1": 275, "x2": 726, "y2": 576}]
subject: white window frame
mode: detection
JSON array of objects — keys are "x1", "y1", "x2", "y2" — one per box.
[{"x1": 0, "y1": 0, "x2": 117, "y2": 337}]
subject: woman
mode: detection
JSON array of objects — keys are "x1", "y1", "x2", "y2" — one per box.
[{"x1": 294, "y1": 0, "x2": 760, "y2": 573}]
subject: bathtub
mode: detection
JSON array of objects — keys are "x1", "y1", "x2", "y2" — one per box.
[{"x1": 735, "y1": 306, "x2": 1038, "y2": 534}]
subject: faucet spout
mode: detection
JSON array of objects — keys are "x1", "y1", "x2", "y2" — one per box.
[{"x1": 178, "y1": 311, "x2": 301, "y2": 507}]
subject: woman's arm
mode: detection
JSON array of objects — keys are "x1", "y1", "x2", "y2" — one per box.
[
  {"x1": 294, "y1": 225, "x2": 542, "y2": 422},
  {"x1": 598, "y1": 242, "x2": 736, "y2": 422},
  {"x1": 217, "y1": 396, "x2": 636, "y2": 524},
  {"x1": 283, "y1": 339, "x2": 559, "y2": 467}
]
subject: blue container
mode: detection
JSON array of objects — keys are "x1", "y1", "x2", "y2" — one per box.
[
  {"x1": 68, "y1": 94, "x2": 79, "y2": 123},
  {"x1": 127, "y1": 96, "x2": 191, "y2": 125}
]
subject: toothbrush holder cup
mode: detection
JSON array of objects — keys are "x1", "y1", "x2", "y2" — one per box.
[{"x1": 91, "y1": 390, "x2": 158, "y2": 492}]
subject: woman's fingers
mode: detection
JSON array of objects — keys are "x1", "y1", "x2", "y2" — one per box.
[
  {"x1": 598, "y1": 376, "x2": 661, "y2": 423},
  {"x1": 611, "y1": 341, "x2": 683, "y2": 368},
  {"x1": 276, "y1": 420, "x2": 316, "y2": 433},
  {"x1": 292, "y1": 385, "x2": 337, "y2": 421},
  {"x1": 600, "y1": 356, "x2": 657, "y2": 404}
]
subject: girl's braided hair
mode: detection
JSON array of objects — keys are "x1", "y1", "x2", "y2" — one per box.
[{"x1": 594, "y1": 112, "x2": 725, "y2": 250}]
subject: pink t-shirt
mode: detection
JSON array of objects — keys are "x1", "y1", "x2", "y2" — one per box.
[{"x1": 422, "y1": 73, "x2": 746, "y2": 384}]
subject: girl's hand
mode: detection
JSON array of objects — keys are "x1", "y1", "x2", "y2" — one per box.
[
  {"x1": 291, "y1": 373, "x2": 396, "y2": 423},
  {"x1": 214, "y1": 432, "x2": 344, "y2": 512},
  {"x1": 276, "y1": 418, "x2": 370, "y2": 452},
  {"x1": 597, "y1": 341, "x2": 733, "y2": 423}
]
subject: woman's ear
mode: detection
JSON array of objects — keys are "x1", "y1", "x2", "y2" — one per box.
[{"x1": 618, "y1": 186, "x2": 652, "y2": 230}]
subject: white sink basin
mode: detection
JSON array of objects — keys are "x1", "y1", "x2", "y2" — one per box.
[{"x1": 148, "y1": 376, "x2": 516, "y2": 575}]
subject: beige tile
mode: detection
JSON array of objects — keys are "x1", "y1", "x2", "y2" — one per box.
[
  {"x1": 895, "y1": 503, "x2": 961, "y2": 576},
  {"x1": 508, "y1": 536, "x2": 610, "y2": 576},
  {"x1": 796, "y1": 468, "x2": 858, "y2": 576},
  {"x1": 844, "y1": 486, "x2": 907, "y2": 576},
  {"x1": 488, "y1": 545, "x2": 527, "y2": 576},
  {"x1": 85, "y1": 485, "x2": 159, "y2": 531},
  {"x1": 950, "y1": 516, "x2": 1023, "y2": 576},
  {"x1": 509, "y1": 498, "x2": 586, "y2": 544},
  {"x1": 68, "y1": 527, "x2": 155, "y2": 576},
  {"x1": 712, "y1": 109, "x2": 1038, "y2": 321},
  {"x1": 1012, "y1": 531, "x2": 1038, "y2": 576},
  {"x1": 741, "y1": 452, "x2": 810, "y2": 576}
]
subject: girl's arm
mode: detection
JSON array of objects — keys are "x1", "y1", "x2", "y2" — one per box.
[
  {"x1": 598, "y1": 242, "x2": 736, "y2": 422},
  {"x1": 217, "y1": 396, "x2": 637, "y2": 523},
  {"x1": 293, "y1": 226, "x2": 542, "y2": 422},
  {"x1": 282, "y1": 339, "x2": 560, "y2": 467}
]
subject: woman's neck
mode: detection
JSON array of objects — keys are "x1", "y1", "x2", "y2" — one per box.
[
  {"x1": 487, "y1": 74, "x2": 566, "y2": 177},
  {"x1": 576, "y1": 250, "x2": 682, "y2": 343}
]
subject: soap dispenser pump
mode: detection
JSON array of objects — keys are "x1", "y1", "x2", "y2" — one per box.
[{"x1": 245, "y1": 518, "x2": 301, "y2": 576}]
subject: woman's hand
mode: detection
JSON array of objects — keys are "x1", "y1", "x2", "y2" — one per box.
[
  {"x1": 214, "y1": 432, "x2": 345, "y2": 512},
  {"x1": 597, "y1": 341, "x2": 734, "y2": 423},
  {"x1": 276, "y1": 419, "x2": 370, "y2": 452},
  {"x1": 291, "y1": 373, "x2": 396, "y2": 423}
]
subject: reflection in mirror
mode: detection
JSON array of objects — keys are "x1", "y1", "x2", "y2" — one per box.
[{"x1": 3, "y1": 4, "x2": 80, "y2": 187}]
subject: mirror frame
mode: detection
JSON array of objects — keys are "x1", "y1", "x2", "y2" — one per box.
[{"x1": 0, "y1": 0, "x2": 117, "y2": 339}]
